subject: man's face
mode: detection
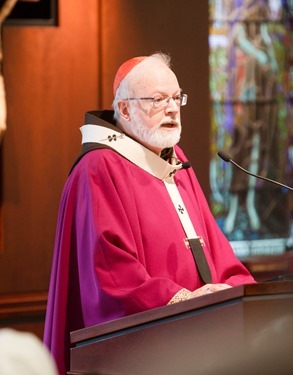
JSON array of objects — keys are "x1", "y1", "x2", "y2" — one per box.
[{"x1": 123, "y1": 61, "x2": 182, "y2": 155}]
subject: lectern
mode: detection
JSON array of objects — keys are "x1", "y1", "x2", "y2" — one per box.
[{"x1": 69, "y1": 281, "x2": 293, "y2": 375}]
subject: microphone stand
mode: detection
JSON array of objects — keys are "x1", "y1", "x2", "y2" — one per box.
[{"x1": 218, "y1": 151, "x2": 293, "y2": 192}]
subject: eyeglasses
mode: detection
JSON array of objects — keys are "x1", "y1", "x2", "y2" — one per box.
[{"x1": 123, "y1": 94, "x2": 188, "y2": 108}]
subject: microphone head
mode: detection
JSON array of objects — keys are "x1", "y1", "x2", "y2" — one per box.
[
  {"x1": 181, "y1": 161, "x2": 191, "y2": 169},
  {"x1": 218, "y1": 151, "x2": 232, "y2": 162}
]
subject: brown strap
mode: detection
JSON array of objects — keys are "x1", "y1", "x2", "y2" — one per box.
[{"x1": 189, "y1": 238, "x2": 212, "y2": 284}]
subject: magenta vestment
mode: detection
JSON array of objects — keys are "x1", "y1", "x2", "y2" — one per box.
[{"x1": 44, "y1": 111, "x2": 255, "y2": 375}]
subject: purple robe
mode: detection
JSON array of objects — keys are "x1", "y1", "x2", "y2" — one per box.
[{"x1": 44, "y1": 113, "x2": 254, "y2": 375}]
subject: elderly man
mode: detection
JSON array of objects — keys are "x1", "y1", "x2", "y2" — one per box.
[{"x1": 44, "y1": 53, "x2": 255, "y2": 375}]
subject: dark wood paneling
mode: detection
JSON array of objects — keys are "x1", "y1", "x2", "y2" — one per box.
[
  {"x1": 0, "y1": 0, "x2": 99, "y2": 295},
  {"x1": 0, "y1": 291, "x2": 47, "y2": 339},
  {"x1": 242, "y1": 252, "x2": 293, "y2": 282}
]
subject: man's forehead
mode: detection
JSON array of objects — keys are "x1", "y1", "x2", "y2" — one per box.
[{"x1": 132, "y1": 64, "x2": 180, "y2": 94}]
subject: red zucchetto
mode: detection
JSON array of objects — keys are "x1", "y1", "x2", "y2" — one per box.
[{"x1": 113, "y1": 56, "x2": 147, "y2": 96}]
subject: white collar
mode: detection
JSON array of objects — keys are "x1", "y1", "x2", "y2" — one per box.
[{"x1": 80, "y1": 124, "x2": 184, "y2": 180}]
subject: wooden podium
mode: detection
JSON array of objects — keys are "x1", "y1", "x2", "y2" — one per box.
[{"x1": 69, "y1": 281, "x2": 293, "y2": 375}]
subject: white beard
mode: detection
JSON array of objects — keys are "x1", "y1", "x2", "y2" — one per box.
[{"x1": 128, "y1": 111, "x2": 182, "y2": 150}]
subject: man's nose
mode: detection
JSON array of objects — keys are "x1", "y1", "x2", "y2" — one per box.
[{"x1": 165, "y1": 97, "x2": 179, "y2": 113}]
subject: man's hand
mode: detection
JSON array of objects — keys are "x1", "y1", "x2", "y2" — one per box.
[{"x1": 187, "y1": 283, "x2": 232, "y2": 299}]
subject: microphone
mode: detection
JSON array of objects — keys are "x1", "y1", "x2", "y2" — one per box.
[
  {"x1": 181, "y1": 161, "x2": 191, "y2": 170},
  {"x1": 168, "y1": 160, "x2": 191, "y2": 177},
  {"x1": 218, "y1": 151, "x2": 293, "y2": 192}
]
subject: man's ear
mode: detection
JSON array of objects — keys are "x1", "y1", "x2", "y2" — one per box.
[{"x1": 118, "y1": 101, "x2": 131, "y2": 121}]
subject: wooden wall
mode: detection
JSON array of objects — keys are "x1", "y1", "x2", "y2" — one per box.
[
  {"x1": 0, "y1": 0, "x2": 210, "y2": 338},
  {"x1": 0, "y1": 0, "x2": 100, "y2": 337}
]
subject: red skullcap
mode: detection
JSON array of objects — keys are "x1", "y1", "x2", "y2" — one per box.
[{"x1": 113, "y1": 56, "x2": 148, "y2": 96}]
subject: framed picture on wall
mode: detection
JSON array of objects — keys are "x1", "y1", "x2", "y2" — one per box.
[{"x1": 2, "y1": 0, "x2": 58, "y2": 26}]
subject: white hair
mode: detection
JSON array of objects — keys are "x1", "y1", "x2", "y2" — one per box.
[{"x1": 112, "y1": 52, "x2": 171, "y2": 121}]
